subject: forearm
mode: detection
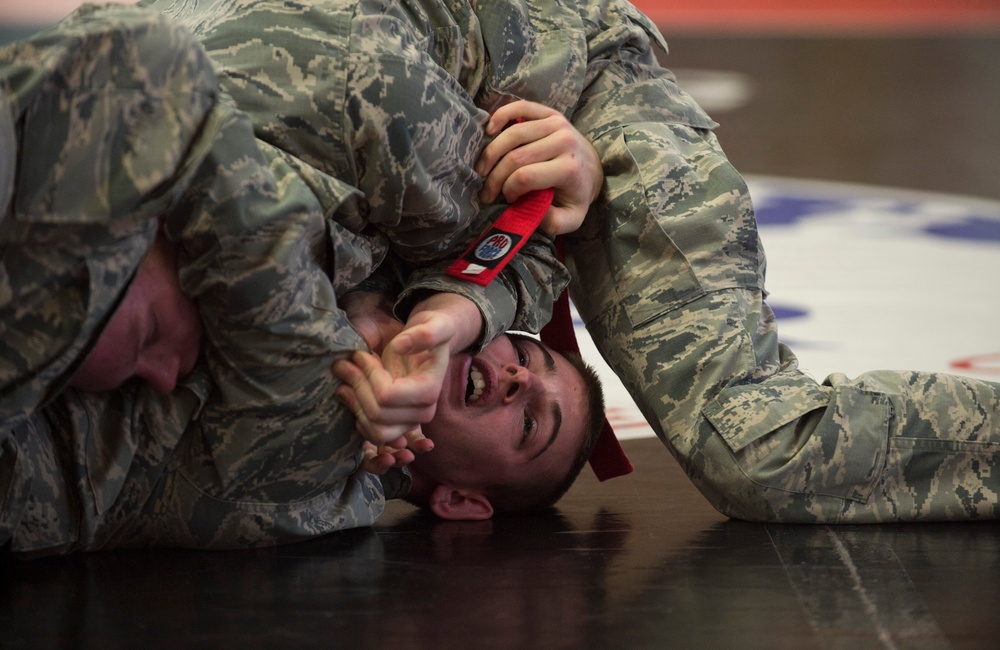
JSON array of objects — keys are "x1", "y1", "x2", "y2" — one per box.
[
  {"x1": 395, "y1": 232, "x2": 568, "y2": 351},
  {"x1": 163, "y1": 107, "x2": 367, "y2": 406},
  {"x1": 405, "y1": 292, "x2": 483, "y2": 356}
]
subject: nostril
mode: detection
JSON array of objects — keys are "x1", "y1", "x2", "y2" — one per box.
[{"x1": 506, "y1": 383, "x2": 518, "y2": 398}]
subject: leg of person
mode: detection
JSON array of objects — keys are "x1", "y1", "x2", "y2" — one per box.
[{"x1": 564, "y1": 0, "x2": 1000, "y2": 522}]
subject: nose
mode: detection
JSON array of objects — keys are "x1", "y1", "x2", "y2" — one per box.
[
  {"x1": 500, "y1": 364, "x2": 540, "y2": 404},
  {"x1": 136, "y1": 354, "x2": 181, "y2": 395}
]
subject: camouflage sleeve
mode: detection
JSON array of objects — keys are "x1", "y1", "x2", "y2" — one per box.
[
  {"x1": 0, "y1": 2, "x2": 218, "y2": 430},
  {"x1": 2, "y1": 3, "x2": 385, "y2": 555},
  {"x1": 564, "y1": 0, "x2": 1000, "y2": 523},
  {"x1": 143, "y1": 0, "x2": 568, "y2": 349},
  {"x1": 147, "y1": 0, "x2": 492, "y2": 264},
  {"x1": 342, "y1": 6, "x2": 573, "y2": 344},
  {"x1": 9, "y1": 110, "x2": 387, "y2": 554},
  {"x1": 396, "y1": 229, "x2": 570, "y2": 348},
  {"x1": 137, "y1": 104, "x2": 387, "y2": 550}
]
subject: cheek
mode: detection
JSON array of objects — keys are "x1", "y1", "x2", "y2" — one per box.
[
  {"x1": 162, "y1": 289, "x2": 203, "y2": 350},
  {"x1": 73, "y1": 328, "x2": 136, "y2": 392},
  {"x1": 453, "y1": 423, "x2": 515, "y2": 468}
]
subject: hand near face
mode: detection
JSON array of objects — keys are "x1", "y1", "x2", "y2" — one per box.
[
  {"x1": 340, "y1": 290, "x2": 403, "y2": 354},
  {"x1": 475, "y1": 100, "x2": 604, "y2": 236},
  {"x1": 358, "y1": 430, "x2": 433, "y2": 475},
  {"x1": 333, "y1": 308, "x2": 455, "y2": 447}
]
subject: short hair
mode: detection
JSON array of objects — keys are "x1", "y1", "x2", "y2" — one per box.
[{"x1": 486, "y1": 350, "x2": 606, "y2": 514}]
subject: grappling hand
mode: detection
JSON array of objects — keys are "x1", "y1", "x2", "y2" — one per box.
[
  {"x1": 358, "y1": 431, "x2": 432, "y2": 476},
  {"x1": 475, "y1": 100, "x2": 603, "y2": 236},
  {"x1": 333, "y1": 309, "x2": 454, "y2": 453},
  {"x1": 340, "y1": 290, "x2": 403, "y2": 354}
]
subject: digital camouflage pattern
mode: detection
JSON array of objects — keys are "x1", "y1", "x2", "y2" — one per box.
[
  {"x1": 0, "y1": 4, "x2": 388, "y2": 556},
  {"x1": 0, "y1": 3, "x2": 215, "y2": 551},
  {"x1": 3, "y1": 0, "x2": 998, "y2": 559},
  {"x1": 0, "y1": 3, "x2": 215, "y2": 433},
  {"x1": 144, "y1": 0, "x2": 570, "y2": 348},
  {"x1": 143, "y1": 0, "x2": 1000, "y2": 521},
  {"x1": 475, "y1": 0, "x2": 1000, "y2": 521}
]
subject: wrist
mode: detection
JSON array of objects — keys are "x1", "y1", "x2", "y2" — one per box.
[{"x1": 408, "y1": 292, "x2": 483, "y2": 353}]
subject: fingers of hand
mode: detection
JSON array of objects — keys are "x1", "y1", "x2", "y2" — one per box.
[
  {"x1": 389, "y1": 318, "x2": 455, "y2": 358},
  {"x1": 360, "y1": 441, "x2": 418, "y2": 475},
  {"x1": 335, "y1": 358, "x2": 437, "y2": 445},
  {"x1": 486, "y1": 100, "x2": 560, "y2": 134},
  {"x1": 404, "y1": 427, "x2": 435, "y2": 454},
  {"x1": 361, "y1": 443, "x2": 393, "y2": 475},
  {"x1": 482, "y1": 132, "x2": 585, "y2": 205},
  {"x1": 540, "y1": 205, "x2": 588, "y2": 237},
  {"x1": 477, "y1": 111, "x2": 569, "y2": 196}
]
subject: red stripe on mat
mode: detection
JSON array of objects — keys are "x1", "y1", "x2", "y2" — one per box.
[{"x1": 632, "y1": 0, "x2": 1000, "y2": 32}]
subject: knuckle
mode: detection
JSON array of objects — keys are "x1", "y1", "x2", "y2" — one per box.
[
  {"x1": 505, "y1": 148, "x2": 528, "y2": 168},
  {"x1": 554, "y1": 129, "x2": 576, "y2": 149},
  {"x1": 510, "y1": 166, "x2": 532, "y2": 186}
]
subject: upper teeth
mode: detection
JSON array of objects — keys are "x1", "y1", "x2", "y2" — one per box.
[{"x1": 468, "y1": 367, "x2": 485, "y2": 401}]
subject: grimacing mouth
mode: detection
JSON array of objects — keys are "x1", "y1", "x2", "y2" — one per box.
[{"x1": 466, "y1": 365, "x2": 485, "y2": 402}]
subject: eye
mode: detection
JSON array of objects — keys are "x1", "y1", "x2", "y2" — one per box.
[
  {"x1": 522, "y1": 410, "x2": 537, "y2": 442},
  {"x1": 515, "y1": 341, "x2": 529, "y2": 368}
]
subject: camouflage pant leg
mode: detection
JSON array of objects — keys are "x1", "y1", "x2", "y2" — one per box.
[
  {"x1": 577, "y1": 282, "x2": 1000, "y2": 523},
  {"x1": 565, "y1": 114, "x2": 1000, "y2": 522},
  {"x1": 822, "y1": 369, "x2": 999, "y2": 521}
]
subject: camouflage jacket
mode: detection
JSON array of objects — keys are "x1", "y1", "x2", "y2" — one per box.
[
  {"x1": 0, "y1": 5, "x2": 391, "y2": 556},
  {"x1": 143, "y1": 0, "x2": 572, "y2": 348}
]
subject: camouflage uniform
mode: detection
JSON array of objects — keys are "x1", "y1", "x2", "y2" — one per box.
[
  {"x1": 0, "y1": 0, "x2": 567, "y2": 558},
  {"x1": 472, "y1": 0, "x2": 1000, "y2": 521},
  {"x1": 2, "y1": 0, "x2": 995, "y2": 563},
  {"x1": 144, "y1": 0, "x2": 1000, "y2": 522},
  {"x1": 143, "y1": 0, "x2": 569, "y2": 346},
  {"x1": 0, "y1": 5, "x2": 392, "y2": 556}
]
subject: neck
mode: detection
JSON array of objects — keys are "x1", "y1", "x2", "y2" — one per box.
[{"x1": 405, "y1": 468, "x2": 435, "y2": 508}]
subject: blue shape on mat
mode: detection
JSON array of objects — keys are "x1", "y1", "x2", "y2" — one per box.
[
  {"x1": 771, "y1": 304, "x2": 809, "y2": 320},
  {"x1": 754, "y1": 196, "x2": 853, "y2": 226},
  {"x1": 924, "y1": 217, "x2": 1000, "y2": 243}
]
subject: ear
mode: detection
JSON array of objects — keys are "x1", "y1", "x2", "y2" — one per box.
[{"x1": 429, "y1": 485, "x2": 494, "y2": 521}]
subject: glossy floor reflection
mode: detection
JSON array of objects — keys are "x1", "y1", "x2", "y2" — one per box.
[{"x1": 4, "y1": 438, "x2": 999, "y2": 649}]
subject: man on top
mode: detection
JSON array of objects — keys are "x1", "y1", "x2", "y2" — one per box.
[
  {"x1": 0, "y1": 2, "x2": 606, "y2": 557},
  {"x1": 158, "y1": 0, "x2": 1000, "y2": 522}
]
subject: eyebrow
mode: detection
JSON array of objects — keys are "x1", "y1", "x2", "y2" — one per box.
[{"x1": 521, "y1": 337, "x2": 561, "y2": 461}]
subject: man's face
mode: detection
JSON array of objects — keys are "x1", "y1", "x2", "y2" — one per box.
[
  {"x1": 413, "y1": 333, "x2": 589, "y2": 493},
  {"x1": 70, "y1": 237, "x2": 202, "y2": 395}
]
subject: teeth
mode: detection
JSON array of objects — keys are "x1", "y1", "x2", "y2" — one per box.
[{"x1": 467, "y1": 367, "x2": 485, "y2": 401}]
